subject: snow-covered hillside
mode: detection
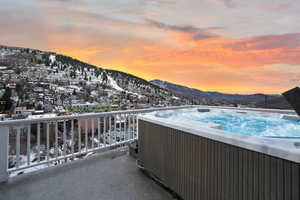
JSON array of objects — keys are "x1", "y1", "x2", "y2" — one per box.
[{"x1": 0, "y1": 45, "x2": 189, "y2": 106}]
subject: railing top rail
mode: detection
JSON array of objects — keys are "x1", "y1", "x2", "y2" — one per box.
[
  {"x1": 0, "y1": 105, "x2": 195, "y2": 127},
  {"x1": 1, "y1": 105, "x2": 294, "y2": 127}
]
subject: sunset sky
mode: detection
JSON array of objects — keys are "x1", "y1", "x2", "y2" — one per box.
[{"x1": 1, "y1": 0, "x2": 300, "y2": 94}]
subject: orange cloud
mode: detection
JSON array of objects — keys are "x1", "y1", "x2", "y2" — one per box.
[
  {"x1": 48, "y1": 30, "x2": 300, "y2": 94},
  {"x1": 1, "y1": 4, "x2": 300, "y2": 94}
]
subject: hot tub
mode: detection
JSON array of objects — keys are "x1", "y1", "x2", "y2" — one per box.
[{"x1": 138, "y1": 106, "x2": 300, "y2": 200}]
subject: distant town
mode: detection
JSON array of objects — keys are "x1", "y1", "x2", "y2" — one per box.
[{"x1": 0, "y1": 46, "x2": 193, "y2": 121}]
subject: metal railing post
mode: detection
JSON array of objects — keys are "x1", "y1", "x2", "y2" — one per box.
[{"x1": 0, "y1": 126, "x2": 9, "y2": 183}]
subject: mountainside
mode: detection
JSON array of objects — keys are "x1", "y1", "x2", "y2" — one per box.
[
  {"x1": 255, "y1": 95, "x2": 292, "y2": 109},
  {"x1": 0, "y1": 45, "x2": 189, "y2": 112},
  {"x1": 150, "y1": 79, "x2": 289, "y2": 107},
  {"x1": 0, "y1": 45, "x2": 162, "y2": 93}
]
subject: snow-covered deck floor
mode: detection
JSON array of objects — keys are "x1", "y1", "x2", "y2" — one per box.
[{"x1": 0, "y1": 150, "x2": 173, "y2": 200}]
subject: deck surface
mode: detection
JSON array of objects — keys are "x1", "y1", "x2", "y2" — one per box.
[{"x1": 0, "y1": 150, "x2": 174, "y2": 200}]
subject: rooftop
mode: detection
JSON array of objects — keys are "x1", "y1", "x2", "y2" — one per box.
[{"x1": 0, "y1": 149, "x2": 174, "y2": 200}]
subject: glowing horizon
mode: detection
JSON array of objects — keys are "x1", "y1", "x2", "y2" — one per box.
[{"x1": 1, "y1": 0, "x2": 300, "y2": 94}]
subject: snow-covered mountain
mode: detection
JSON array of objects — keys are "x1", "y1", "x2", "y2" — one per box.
[
  {"x1": 150, "y1": 79, "x2": 286, "y2": 107},
  {"x1": 0, "y1": 45, "x2": 191, "y2": 107}
]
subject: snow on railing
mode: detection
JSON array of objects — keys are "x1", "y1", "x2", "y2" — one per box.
[{"x1": 0, "y1": 106, "x2": 194, "y2": 182}]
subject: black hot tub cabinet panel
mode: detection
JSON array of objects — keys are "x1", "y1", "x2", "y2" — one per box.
[{"x1": 138, "y1": 120, "x2": 300, "y2": 200}]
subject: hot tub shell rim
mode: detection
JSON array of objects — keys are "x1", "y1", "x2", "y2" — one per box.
[{"x1": 139, "y1": 108, "x2": 300, "y2": 163}]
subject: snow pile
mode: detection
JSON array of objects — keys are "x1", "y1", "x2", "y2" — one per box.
[
  {"x1": 127, "y1": 91, "x2": 145, "y2": 98},
  {"x1": 0, "y1": 49, "x2": 16, "y2": 57},
  {"x1": 107, "y1": 75, "x2": 124, "y2": 91},
  {"x1": 49, "y1": 54, "x2": 56, "y2": 64},
  {"x1": 68, "y1": 85, "x2": 81, "y2": 91}
]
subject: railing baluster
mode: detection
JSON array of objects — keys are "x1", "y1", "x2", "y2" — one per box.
[
  {"x1": 46, "y1": 123, "x2": 50, "y2": 163},
  {"x1": 129, "y1": 114, "x2": 132, "y2": 140},
  {"x1": 16, "y1": 128, "x2": 21, "y2": 169},
  {"x1": 78, "y1": 119, "x2": 81, "y2": 153},
  {"x1": 128, "y1": 114, "x2": 132, "y2": 140},
  {"x1": 97, "y1": 118, "x2": 101, "y2": 148},
  {"x1": 109, "y1": 116, "x2": 112, "y2": 145},
  {"x1": 134, "y1": 115, "x2": 138, "y2": 139},
  {"x1": 92, "y1": 118, "x2": 94, "y2": 149},
  {"x1": 121, "y1": 114, "x2": 124, "y2": 145},
  {"x1": 136, "y1": 115, "x2": 139, "y2": 139},
  {"x1": 119, "y1": 115, "x2": 121, "y2": 146},
  {"x1": 118, "y1": 115, "x2": 120, "y2": 145},
  {"x1": 132, "y1": 115, "x2": 135, "y2": 139},
  {"x1": 124, "y1": 114, "x2": 126, "y2": 142},
  {"x1": 27, "y1": 125, "x2": 31, "y2": 166},
  {"x1": 55, "y1": 122, "x2": 58, "y2": 159},
  {"x1": 37, "y1": 123, "x2": 40, "y2": 163},
  {"x1": 133, "y1": 114, "x2": 136, "y2": 139},
  {"x1": 63, "y1": 120, "x2": 67, "y2": 157},
  {"x1": 71, "y1": 119, "x2": 74, "y2": 157},
  {"x1": 124, "y1": 114, "x2": 127, "y2": 142},
  {"x1": 103, "y1": 117, "x2": 107, "y2": 147},
  {"x1": 85, "y1": 119, "x2": 88, "y2": 152},
  {"x1": 131, "y1": 114, "x2": 134, "y2": 140},
  {"x1": 114, "y1": 115, "x2": 117, "y2": 144},
  {"x1": 120, "y1": 115, "x2": 123, "y2": 145}
]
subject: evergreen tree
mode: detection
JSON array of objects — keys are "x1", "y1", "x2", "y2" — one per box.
[
  {"x1": 72, "y1": 89, "x2": 77, "y2": 96},
  {"x1": 0, "y1": 87, "x2": 13, "y2": 112},
  {"x1": 1, "y1": 87, "x2": 12, "y2": 102},
  {"x1": 73, "y1": 70, "x2": 77, "y2": 78},
  {"x1": 16, "y1": 81, "x2": 25, "y2": 100},
  {"x1": 102, "y1": 71, "x2": 108, "y2": 84}
]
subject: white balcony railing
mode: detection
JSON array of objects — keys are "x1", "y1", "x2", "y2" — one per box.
[{"x1": 0, "y1": 106, "x2": 193, "y2": 182}]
